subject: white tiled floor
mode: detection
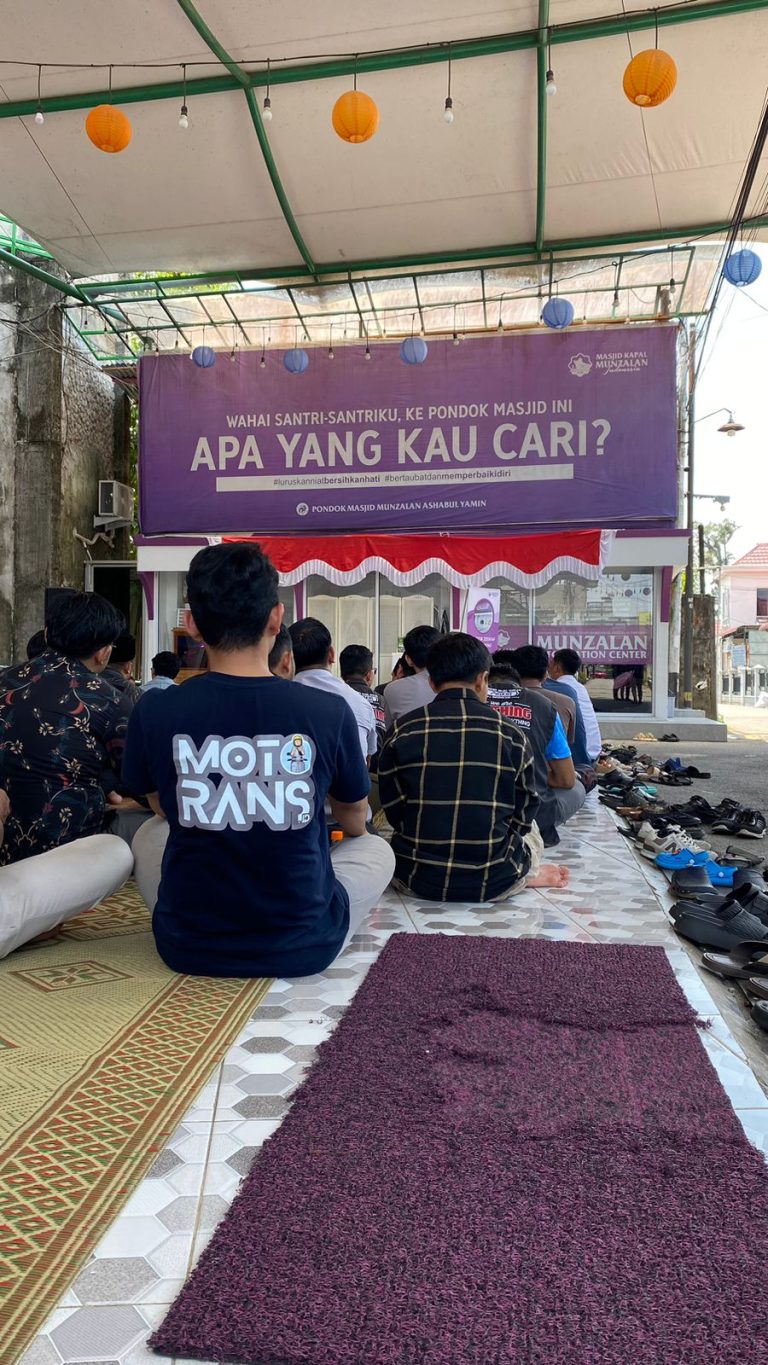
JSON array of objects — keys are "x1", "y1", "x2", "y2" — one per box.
[{"x1": 18, "y1": 796, "x2": 768, "y2": 1365}]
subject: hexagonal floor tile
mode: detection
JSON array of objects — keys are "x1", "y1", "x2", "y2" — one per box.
[
  {"x1": 240, "y1": 1035, "x2": 291, "y2": 1053},
  {"x1": 72, "y1": 1256, "x2": 158, "y2": 1305},
  {"x1": 51, "y1": 1306, "x2": 148, "y2": 1361},
  {"x1": 236, "y1": 1073, "x2": 294, "y2": 1096}
]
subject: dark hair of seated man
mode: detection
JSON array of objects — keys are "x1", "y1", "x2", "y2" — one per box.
[
  {"x1": 403, "y1": 623, "x2": 441, "y2": 670},
  {"x1": 289, "y1": 617, "x2": 332, "y2": 672},
  {"x1": 500, "y1": 645, "x2": 550, "y2": 682},
  {"x1": 339, "y1": 644, "x2": 374, "y2": 681},
  {"x1": 188, "y1": 540, "x2": 279, "y2": 648},
  {"x1": 551, "y1": 647, "x2": 581, "y2": 676},
  {"x1": 425, "y1": 632, "x2": 492, "y2": 689},
  {"x1": 46, "y1": 591, "x2": 125, "y2": 660},
  {"x1": 26, "y1": 629, "x2": 47, "y2": 660},
  {"x1": 268, "y1": 623, "x2": 295, "y2": 679},
  {"x1": 487, "y1": 660, "x2": 522, "y2": 688},
  {"x1": 151, "y1": 651, "x2": 181, "y2": 680}
]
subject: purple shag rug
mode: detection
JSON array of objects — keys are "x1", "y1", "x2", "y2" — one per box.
[{"x1": 150, "y1": 936, "x2": 768, "y2": 1365}]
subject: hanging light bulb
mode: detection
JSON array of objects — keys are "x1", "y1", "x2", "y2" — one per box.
[
  {"x1": 365, "y1": 341, "x2": 372, "y2": 360},
  {"x1": 443, "y1": 49, "x2": 454, "y2": 123},
  {"x1": 263, "y1": 58, "x2": 273, "y2": 121},
  {"x1": 260, "y1": 353, "x2": 266, "y2": 368},
  {"x1": 611, "y1": 289, "x2": 620, "y2": 317},
  {"x1": 452, "y1": 330, "x2": 460, "y2": 345},
  {"x1": 33, "y1": 65, "x2": 44, "y2": 124},
  {"x1": 545, "y1": 32, "x2": 556, "y2": 96},
  {"x1": 328, "y1": 345, "x2": 335, "y2": 359},
  {"x1": 178, "y1": 65, "x2": 189, "y2": 128}
]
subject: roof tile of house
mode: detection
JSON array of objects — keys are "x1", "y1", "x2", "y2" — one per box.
[{"x1": 724, "y1": 543, "x2": 768, "y2": 571}]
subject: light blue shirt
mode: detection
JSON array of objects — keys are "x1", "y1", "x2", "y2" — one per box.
[{"x1": 141, "y1": 676, "x2": 177, "y2": 693}]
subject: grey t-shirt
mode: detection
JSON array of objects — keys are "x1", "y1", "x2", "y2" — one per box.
[{"x1": 383, "y1": 670, "x2": 436, "y2": 726}]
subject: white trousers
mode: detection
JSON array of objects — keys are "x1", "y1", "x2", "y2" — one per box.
[
  {"x1": 0, "y1": 834, "x2": 135, "y2": 959},
  {"x1": 133, "y1": 817, "x2": 395, "y2": 952}
]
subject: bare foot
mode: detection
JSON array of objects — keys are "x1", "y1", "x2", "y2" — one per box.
[{"x1": 528, "y1": 864, "x2": 570, "y2": 889}]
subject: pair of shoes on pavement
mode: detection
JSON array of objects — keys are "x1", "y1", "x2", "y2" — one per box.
[
  {"x1": 671, "y1": 795, "x2": 766, "y2": 839},
  {"x1": 711, "y1": 807, "x2": 766, "y2": 840},
  {"x1": 634, "y1": 819, "x2": 712, "y2": 861}
]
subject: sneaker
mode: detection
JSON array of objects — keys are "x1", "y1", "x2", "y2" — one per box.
[
  {"x1": 736, "y1": 809, "x2": 767, "y2": 840},
  {"x1": 636, "y1": 823, "x2": 711, "y2": 860}
]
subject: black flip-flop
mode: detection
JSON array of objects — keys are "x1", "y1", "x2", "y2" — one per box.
[
  {"x1": 701, "y1": 940, "x2": 768, "y2": 979},
  {"x1": 670, "y1": 902, "x2": 768, "y2": 951},
  {"x1": 661, "y1": 732, "x2": 679, "y2": 742},
  {"x1": 750, "y1": 1000, "x2": 768, "y2": 1032}
]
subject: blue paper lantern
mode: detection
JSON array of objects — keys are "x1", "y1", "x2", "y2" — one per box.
[
  {"x1": 284, "y1": 347, "x2": 309, "y2": 374},
  {"x1": 541, "y1": 298, "x2": 575, "y2": 330},
  {"x1": 400, "y1": 337, "x2": 428, "y2": 365},
  {"x1": 191, "y1": 345, "x2": 216, "y2": 368},
  {"x1": 723, "y1": 249, "x2": 762, "y2": 287}
]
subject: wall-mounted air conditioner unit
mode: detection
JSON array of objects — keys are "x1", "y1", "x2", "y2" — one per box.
[{"x1": 95, "y1": 480, "x2": 134, "y2": 529}]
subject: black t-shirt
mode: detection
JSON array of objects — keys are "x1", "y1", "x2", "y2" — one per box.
[
  {"x1": 122, "y1": 673, "x2": 370, "y2": 978},
  {"x1": 487, "y1": 684, "x2": 557, "y2": 799}
]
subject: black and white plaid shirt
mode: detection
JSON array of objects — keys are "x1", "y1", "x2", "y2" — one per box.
[{"x1": 378, "y1": 687, "x2": 538, "y2": 902}]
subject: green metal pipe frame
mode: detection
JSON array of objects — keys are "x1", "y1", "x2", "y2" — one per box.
[
  {"x1": 535, "y1": 0, "x2": 550, "y2": 256},
  {"x1": 0, "y1": 0, "x2": 765, "y2": 121},
  {"x1": 73, "y1": 214, "x2": 768, "y2": 296},
  {"x1": 174, "y1": 0, "x2": 317, "y2": 277}
]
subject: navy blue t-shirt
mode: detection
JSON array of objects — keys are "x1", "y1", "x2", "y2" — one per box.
[{"x1": 122, "y1": 673, "x2": 369, "y2": 979}]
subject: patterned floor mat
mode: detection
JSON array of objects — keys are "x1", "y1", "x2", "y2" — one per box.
[{"x1": 0, "y1": 882, "x2": 270, "y2": 1361}]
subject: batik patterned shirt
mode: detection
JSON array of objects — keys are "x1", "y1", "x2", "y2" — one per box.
[
  {"x1": 378, "y1": 687, "x2": 538, "y2": 902},
  {"x1": 0, "y1": 649, "x2": 132, "y2": 862}
]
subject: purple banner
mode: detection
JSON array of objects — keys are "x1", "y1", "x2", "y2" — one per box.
[
  {"x1": 139, "y1": 327, "x2": 678, "y2": 535},
  {"x1": 497, "y1": 624, "x2": 651, "y2": 664}
]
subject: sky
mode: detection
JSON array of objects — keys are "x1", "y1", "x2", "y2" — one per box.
[{"x1": 694, "y1": 243, "x2": 768, "y2": 563}]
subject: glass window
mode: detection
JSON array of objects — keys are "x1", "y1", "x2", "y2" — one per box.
[
  {"x1": 305, "y1": 574, "x2": 376, "y2": 674},
  {"x1": 533, "y1": 568, "x2": 653, "y2": 713},
  {"x1": 378, "y1": 572, "x2": 451, "y2": 682},
  {"x1": 757, "y1": 588, "x2": 768, "y2": 618}
]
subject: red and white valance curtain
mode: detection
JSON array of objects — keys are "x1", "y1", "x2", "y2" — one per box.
[{"x1": 222, "y1": 529, "x2": 616, "y2": 590}]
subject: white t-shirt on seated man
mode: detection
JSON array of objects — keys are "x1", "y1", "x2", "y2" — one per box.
[
  {"x1": 290, "y1": 618, "x2": 378, "y2": 764},
  {"x1": 547, "y1": 648, "x2": 602, "y2": 762}
]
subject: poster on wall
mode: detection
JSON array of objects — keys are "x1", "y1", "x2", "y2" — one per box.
[
  {"x1": 139, "y1": 326, "x2": 679, "y2": 535},
  {"x1": 466, "y1": 588, "x2": 501, "y2": 651}
]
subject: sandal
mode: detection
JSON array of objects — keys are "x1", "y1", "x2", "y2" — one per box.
[
  {"x1": 701, "y1": 939, "x2": 768, "y2": 979},
  {"x1": 671, "y1": 903, "x2": 768, "y2": 951}
]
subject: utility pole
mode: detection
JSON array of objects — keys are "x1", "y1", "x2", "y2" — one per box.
[
  {"x1": 681, "y1": 322, "x2": 696, "y2": 708},
  {"x1": 698, "y1": 523, "x2": 706, "y2": 595}
]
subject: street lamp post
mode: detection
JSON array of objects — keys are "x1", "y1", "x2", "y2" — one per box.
[{"x1": 681, "y1": 370, "x2": 744, "y2": 706}]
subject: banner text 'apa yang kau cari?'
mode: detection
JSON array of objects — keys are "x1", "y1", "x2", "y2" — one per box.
[{"x1": 138, "y1": 327, "x2": 678, "y2": 535}]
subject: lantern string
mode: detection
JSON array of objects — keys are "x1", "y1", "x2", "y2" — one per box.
[
  {"x1": 353, "y1": 55, "x2": 358, "y2": 92},
  {"x1": 108, "y1": 65, "x2": 112, "y2": 97},
  {"x1": 447, "y1": 46, "x2": 452, "y2": 101},
  {"x1": 182, "y1": 63, "x2": 187, "y2": 104},
  {"x1": 37, "y1": 64, "x2": 42, "y2": 105},
  {"x1": 266, "y1": 56, "x2": 270, "y2": 100}
]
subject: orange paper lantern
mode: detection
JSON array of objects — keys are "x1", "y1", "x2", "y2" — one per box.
[
  {"x1": 332, "y1": 89, "x2": 379, "y2": 144},
  {"x1": 85, "y1": 104, "x2": 132, "y2": 153},
  {"x1": 622, "y1": 49, "x2": 677, "y2": 108}
]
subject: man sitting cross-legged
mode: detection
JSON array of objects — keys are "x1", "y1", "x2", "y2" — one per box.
[
  {"x1": 487, "y1": 660, "x2": 585, "y2": 847},
  {"x1": 378, "y1": 632, "x2": 567, "y2": 902},
  {"x1": 0, "y1": 787, "x2": 134, "y2": 958},
  {"x1": 123, "y1": 542, "x2": 395, "y2": 978}
]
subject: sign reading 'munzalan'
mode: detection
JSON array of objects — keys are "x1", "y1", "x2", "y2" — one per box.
[{"x1": 139, "y1": 326, "x2": 678, "y2": 535}]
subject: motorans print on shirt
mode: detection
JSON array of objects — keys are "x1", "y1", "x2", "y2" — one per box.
[{"x1": 173, "y1": 733, "x2": 316, "y2": 831}]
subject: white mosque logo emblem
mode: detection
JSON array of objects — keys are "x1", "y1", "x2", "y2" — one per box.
[
  {"x1": 296, "y1": 502, "x2": 309, "y2": 517},
  {"x1": 568, "y1": 353, "x2": 592, "y2": 378}
]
